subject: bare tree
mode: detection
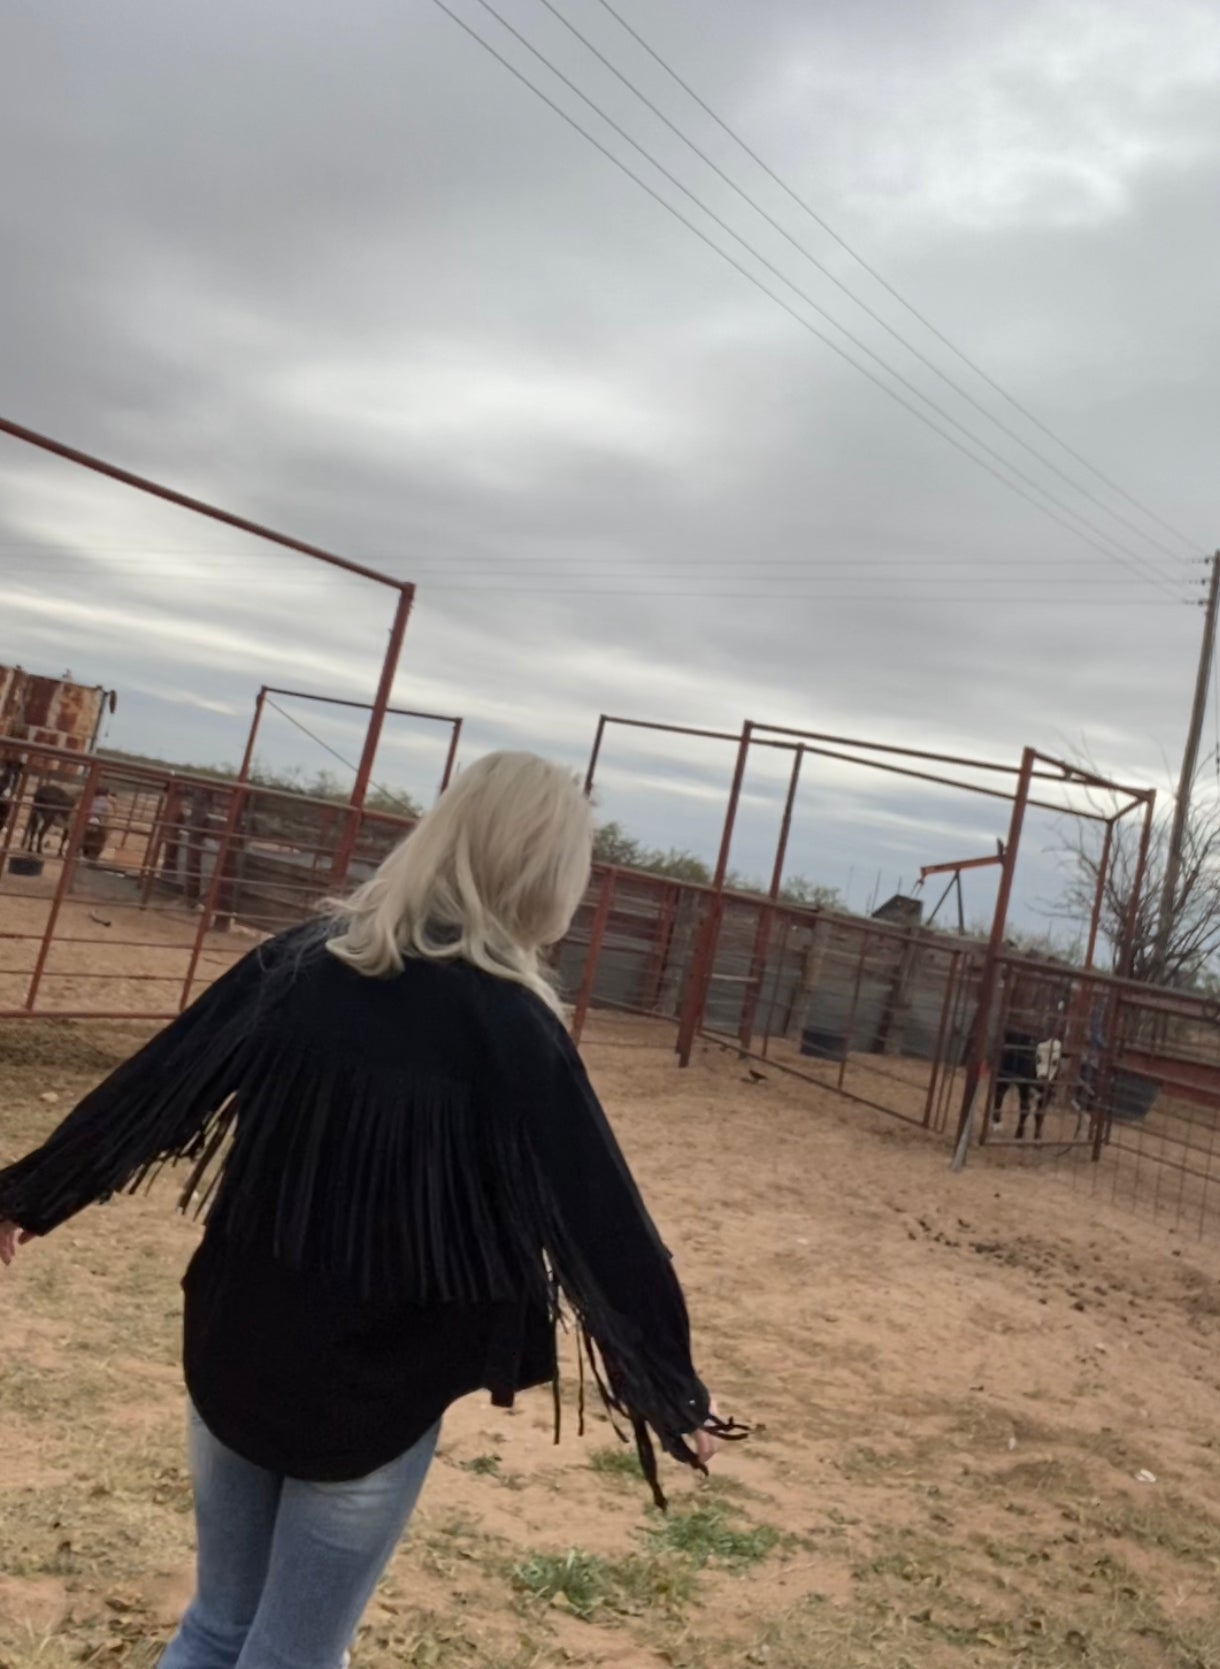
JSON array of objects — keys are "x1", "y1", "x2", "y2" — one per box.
[{"x1": 1057, "y1": 795, "x2": 1220, "y2": 987}]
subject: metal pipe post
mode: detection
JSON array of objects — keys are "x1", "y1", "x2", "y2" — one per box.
[
  {"x1": 583, "y1": 715, "x2": 608, "y2": 798},
  {"x1": 738, "y1": 746, "x2": 804, "y2": 1052},
  {"x1": 178, "y1": 783, "x2": 250, "y2": 1008},
  {"x1": 238, "y1": 687, "x2": 268, "y2": 784},
  {"x1": 571, "y1": 868, "x2": 617, "y2": 1045},
  {"x1": 136, "y1": 780, "x2": 168, "y2": 904},
  {"x1": 331, "y1": 584, "x2": 415, "y2": 887},
  {"x1": 25, "y1": 758, "x2": 101, "y2": 1010},
  {"x1": 439, "y1": 718, "x2": 463, "y2": 795},
  {"x1": 675, "y1": 722, "x2": 753, "y2": 1065},
  {"x1": 950, "y1": 747, "x2": 1036, "y2": 1171},
  {"x1": 713, "y1": 721, "x2": 754, "y2": 889}
]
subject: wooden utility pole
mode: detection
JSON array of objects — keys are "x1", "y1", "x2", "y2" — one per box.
[{"x1": 1152, "y1": 550, "x2": 1220, "y2": 979}]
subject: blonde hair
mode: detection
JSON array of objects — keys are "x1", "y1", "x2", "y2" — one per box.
[{"x1": 325, "y1": 751, "x2": 593, "y2": 1015}]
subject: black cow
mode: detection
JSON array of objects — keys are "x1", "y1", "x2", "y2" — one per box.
[
  {"x1": 991, "y1": 1030, "x2": 1062, "y2": 1141},
  {"x1": 23, "y1": 782, "x2": 78, "y2": 855}
]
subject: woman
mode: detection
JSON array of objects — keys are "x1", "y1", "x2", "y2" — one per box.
[{"x1": 0, "y1": 752, "x2": 739, "y2": 1669}]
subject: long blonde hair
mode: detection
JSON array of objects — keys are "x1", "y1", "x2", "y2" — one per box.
[{"x1": 325, "y1": 751, "x2": 593, "y2": 1015}]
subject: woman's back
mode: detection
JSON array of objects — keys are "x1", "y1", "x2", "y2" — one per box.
[{"x1": 181, "y1": 948, "x2": 561, "y2": 1476}]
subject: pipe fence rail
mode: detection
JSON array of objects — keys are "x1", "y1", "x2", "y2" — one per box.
[{"x1": 4, "y1": 739, "x2": 1220, "y2": 1239}]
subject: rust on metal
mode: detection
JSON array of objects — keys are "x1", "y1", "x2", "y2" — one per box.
[
  {"x1": 572, "y1": 867, "x2": 617, "y2": 1044},
  {"x1": 738, "y1": 745, "x2": 805, "y2": 1053},
  {"x1": 951, "y1": 747, "x2": 1037, "y2": 1169},
  {"x1": 0, "y1": 666, "x2": 113, "y2": 763}
]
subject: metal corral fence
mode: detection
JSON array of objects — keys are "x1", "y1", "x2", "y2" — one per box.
[
  {"x1": 4, "y1": 759, "x2": 1220, "y2": 1239},
  {"x1": 563, "y1": 868, "x2": 1220, "y2": 1238},
  {"x1": 566, "y1": 869, "x2": 986, "y2": 1129},
  {"x1": 0, "y1": 743, "x2": 414, "y2": 1018},
  {"x1": 983, "y1": 954, "x2": 1220, "y2": 1238}
]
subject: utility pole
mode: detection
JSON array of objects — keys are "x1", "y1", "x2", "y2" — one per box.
[{"x1": 1153, "y1": 550, "x2": 1220, "y2": 980}]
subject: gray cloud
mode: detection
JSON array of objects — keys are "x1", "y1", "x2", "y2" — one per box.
[{"x1": 1, "y1": 0, "x2": 1216, "y2": 939}]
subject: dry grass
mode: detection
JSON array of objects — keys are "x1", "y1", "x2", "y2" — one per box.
[{"x1": 4, "y1": 1015, "x2": 1220, "y2": 1666}]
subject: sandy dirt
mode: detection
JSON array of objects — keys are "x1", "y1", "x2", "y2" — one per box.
[
  {"x1": 3, "y1": 1010, "x2": 1220, "y2": 1666},
  {"x1": 0, "y1": 859, "x2": 255, "y2": 1015}
]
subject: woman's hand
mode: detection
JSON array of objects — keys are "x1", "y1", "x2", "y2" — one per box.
[
  {"x1": 694, "y1": 1398, "x2": 723, "y2": 1467},
  {"x1": 0, "y1": 1220, "x2": 32, "y2": 1267}
]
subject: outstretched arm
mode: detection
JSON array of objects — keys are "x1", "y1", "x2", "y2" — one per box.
[{"x1": 0, "y1": 945, "x2": 268, "y2": 1240}]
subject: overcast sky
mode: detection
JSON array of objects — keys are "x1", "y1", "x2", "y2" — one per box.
[{"x1": 1, "y1": 0, "x2": 1217, "y2": 933}]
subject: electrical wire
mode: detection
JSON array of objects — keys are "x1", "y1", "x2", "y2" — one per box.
[
  {"x1": 1, "y1": 557, "x2": 1195, "y2": 601},
  {"x1": 0, "y1": 561, "x2": 1196, "y2": 604},
  {"x1": 442, "y1": 0, "x2": 1181, "y2": 599},
  {"x1": 395, "y1": 591, "x2": 1188, "y2": 604},
  {"x1": 0, "y1": 537, "x2": 1205, "y2": 568},
  {"x1": 4, "y1": 548, "x2": 1208, "y2": 573},
  {"x1": 529, "y1": 0, "x2": 1196, "y2": 569},
  {"x1": 589, "y1": 0, "x2": 1205, "y2": 558}
]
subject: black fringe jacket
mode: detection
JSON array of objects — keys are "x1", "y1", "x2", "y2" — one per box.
[{"x1": 0, "y1": 926, "x2": 739, "y2": 1502}]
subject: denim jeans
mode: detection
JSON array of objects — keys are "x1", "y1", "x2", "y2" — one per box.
[{"x1": 160, "y1": 1404, "x2": 440, "y2": 1669}]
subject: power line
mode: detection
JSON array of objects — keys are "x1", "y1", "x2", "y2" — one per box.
[
  {"x1": 589, "y1": 0, "x2": 1205, "y2": 558},
  {"x1": 528, "y1": 0, "x2": 1194, "y2": 570},
  {"x1": 1, "y1": 559, "x2": 1196, "y2": 595},
  {"x1": 417, "y1": 595, "x2": 1187, "y2": 605},
  {"x1": 3, "y1": 562, "x2": 1200, "y2": 613},
  {"x1": 0, "y1": 574, "x2": 1188, "y2": 605},
  {"x1": 5, "y1": 548, "x2": 1208, "y2": 572},
  {"x1": 467, "y1": 0, "x2": 1184, "y2": 595},
  {"x1": 431, "y1": 0, "x2": 1182, "y2": 599},
  {"x1": 3, "y1": 540, "x2": 1214, "y2": 565}
]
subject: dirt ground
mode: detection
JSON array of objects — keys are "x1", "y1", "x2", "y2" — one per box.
[
  {"x1": 0, "y1": 866, "x2": 254, "y2": 1014},
  {"x1": 3, "y1": 1012, "x2": 1220, "y2": 1668}
]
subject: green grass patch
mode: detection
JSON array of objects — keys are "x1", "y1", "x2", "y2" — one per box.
[
  {"x1": 587, "y1": 1445, "x2": 642, "y2": 1481},
  {"x1": 511, "y1": 1546, "x2": 696, "y2": 1620},
  {"x1": 647, "y1": 1503, "x2": 781, "y2": 1569}
]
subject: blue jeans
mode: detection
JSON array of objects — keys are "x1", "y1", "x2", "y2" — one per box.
[{"x1": 161, "y1": 1404, "x2": 440, "y2": 1669}]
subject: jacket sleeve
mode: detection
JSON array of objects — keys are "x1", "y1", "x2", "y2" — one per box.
[
  {"x1": 496, "y1": 1000, "x2": 729, "y2": 1498},
  {"x1": 0, "y1": 947, "x2": 267, "y2": 1237}
]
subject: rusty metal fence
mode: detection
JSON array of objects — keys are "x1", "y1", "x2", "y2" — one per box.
[
  {"x1": 980, "y1": 955, "x2": 1220, "y2": 1237},
  {"x1": 5, "y1": 758, "x2": 1220, "y2": 1240},
  {"x1": 0, "y1": 743, "x2": 416, "y2": 1019},
  {"x1": 562, "y1": 866, "x2": 986, "y2": 1127},
  {"x1": 562, "y1": 870, "x2": 1220, "y2": 1238}
]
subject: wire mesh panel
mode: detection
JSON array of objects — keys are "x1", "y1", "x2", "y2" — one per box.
[
  {"x1": 9, "y1": 750, "x2": 1220, "y2": 1244},
  {"x1": 969, "y1": 958, "x2": 1220, "y2": 1239},
  {"x1": 1080, "y1": 981, "x2": 1220, "y2": 1236}
]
